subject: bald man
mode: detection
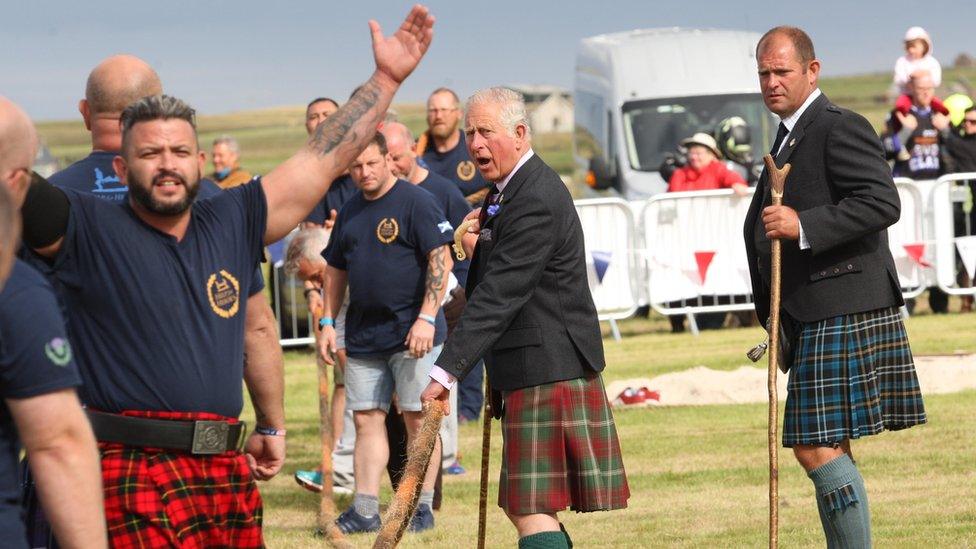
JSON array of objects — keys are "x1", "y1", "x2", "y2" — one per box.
[{"x1": 0, "y1": 97, "x2": 106, "y2": 549}]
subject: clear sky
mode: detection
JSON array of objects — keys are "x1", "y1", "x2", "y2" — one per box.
[{"x1": 3, "y1": 0, "x2": 971, "y2": 120}]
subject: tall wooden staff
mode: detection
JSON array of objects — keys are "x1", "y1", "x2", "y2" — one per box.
[
  {"x1": 477, "y1": 384, "x2": 492, "y2": 549},
  {"x1": 762, "y1": 154, "x2": 790, "y2": 549},
  {"x1": 314, "y1": 340, "x2": 352, "y2": 548}
]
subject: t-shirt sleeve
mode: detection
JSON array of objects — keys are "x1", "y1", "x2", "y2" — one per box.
[
  {"x1": 249, "y1": 266, "x2": 266, "y2": 295},
  {"x1": 0, "y1": 280, "x2": 81, "y2": 399},
  {"x1": 446, "y1": 187, "x2": 473, "y2": 228},
  {"x1": 410, "y1": 191, "x2": 454, "y2": 256},
  {"x1": 239, "y1": 179, "x2": 269, "y2": 266}
]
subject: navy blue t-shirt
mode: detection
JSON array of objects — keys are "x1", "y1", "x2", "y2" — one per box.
[
  {"x1": 48, "y1": 151, "x2": 265, "y2": 293},
  {"x1": 422, "y1": 131, "x2": 489, "y2": 197},
  {"x1": 418, "y1": 171, "x2": 471, "y2": 286},
  {"x1": 50, "y1": 180, "x2": 267, "y2": 417},
  {"x1": 323, "y1": 180, "x2": 453, "y2": 357},
  {"x1": 305, "y1": 174, "x2": 359, "y2": 224},
  {"x1": 0, "y1": 260, "x2": 82, "y2": 544}
]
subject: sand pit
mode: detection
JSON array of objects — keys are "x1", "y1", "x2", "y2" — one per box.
[{"x1": 607, "y1": 354, "x2": 976, "y2": 407}]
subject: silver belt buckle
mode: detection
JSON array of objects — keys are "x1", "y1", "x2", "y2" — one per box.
[{"x1": 191, "y1": 420, "x2": 229, "y2": 455}]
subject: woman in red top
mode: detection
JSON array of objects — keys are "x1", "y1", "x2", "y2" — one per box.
[{"x1": 668, "y1": 133, "x2": 749, "y2": 195}]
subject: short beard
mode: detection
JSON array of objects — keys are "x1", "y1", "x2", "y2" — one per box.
[
  {"x1": 429, "y1": 121, "x2": 457, "y2": 140},
  {"x1": 129, "y1": 169, "x2": 201, "y2": 216}
]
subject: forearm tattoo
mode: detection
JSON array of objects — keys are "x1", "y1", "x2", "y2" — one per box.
[
  {"x1": 308, "y1": 79, "x2": 382, "y2": 157},
  {"x1": 425, "y1": 247, "x2": 446, "y2": 305}
]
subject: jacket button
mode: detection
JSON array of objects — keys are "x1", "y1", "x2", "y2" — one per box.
[
  {"x1": 459, "y1": 359, "x2": 467, "y2": 367},
  {"x1": 847, "y1": 264, "x2": 853, "y2": 270},
  {"x1": 820, "y1": 271, "x2": 826, "y2": 276},
  {"x1": 833, "y1": 268, "x2": 840, "y2": 274}
]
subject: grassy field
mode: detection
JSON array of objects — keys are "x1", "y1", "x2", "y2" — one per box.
[
  {"x1": 247, "y1": 307, "x2": 976, "y2": 548},
  {"x1": 37, "y1": 67, "x2": 974, "y2": 182}
]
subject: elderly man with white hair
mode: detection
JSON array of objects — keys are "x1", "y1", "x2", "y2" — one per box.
[
  {"x1": 210, "y1": 135, "x2": 253, "y2": 189},
  {"x1": 421, "y1": 87, "x2": 629, "y2": 549}
]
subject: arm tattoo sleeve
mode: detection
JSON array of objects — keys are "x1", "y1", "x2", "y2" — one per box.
[
  {"x1": 424, "y1": 247, "x2": 447, "y2": 305},
  {"x1": 308, "y1": 80, "x2": 381, "y2": 157}
]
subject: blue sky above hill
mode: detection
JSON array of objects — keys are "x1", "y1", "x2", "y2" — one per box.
[{"x1": 3, "y1": 0, "x2": 971, "y2": 120}]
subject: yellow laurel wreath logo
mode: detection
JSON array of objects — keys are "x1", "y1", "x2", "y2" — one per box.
[
  {"x1": 376, "y1": 217, "x2": 400, "y2": 244},
  {"x1": 206, "y1": 269, "x2": 240, "y2": 318},
  {"x1": 457, "y1": 160, "x2": 476, "y2": 182}
]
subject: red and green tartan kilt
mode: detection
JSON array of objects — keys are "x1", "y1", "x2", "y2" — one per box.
[
  {"x1": 100, "y1": 411, "x2": 263, "y2": 549},
  {"x1": 498, "y1": 373, "x2": 630, "y2": 515},
  {"x1": 783, "y1": 307, "x2": 927, "y2": 447}
]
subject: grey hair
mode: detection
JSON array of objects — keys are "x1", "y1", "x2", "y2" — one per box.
[
  {"x1": 466, "y1": 87, "x2": 532, "y2": 137},
  {"x1": 120, "y1": 95, "x2": 196, "y2": 152},
  {"x1": 212, "y1": 134, "x2": 240, "y2": 154},
  {"x1": 284, "y1": 227, "x2": 330, "y2": 276}
]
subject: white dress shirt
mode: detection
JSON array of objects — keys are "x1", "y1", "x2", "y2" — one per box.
[{"x1": 773, "y1": 88, "x2": 822, "y2": 249}]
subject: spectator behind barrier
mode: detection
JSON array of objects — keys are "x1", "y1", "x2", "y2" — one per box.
[
  {"x1": 210, "y1": 135, "x2": 252, "y2": 189},
  {"x1": 943, "y1": 105, "x2": 976, "y2": 312},
  {"x1": 893, "y1": 27, "x2": 948, "y2": 118},
  {"x1": 667, "y1": 132, "x2": 749, "y2": 195}
]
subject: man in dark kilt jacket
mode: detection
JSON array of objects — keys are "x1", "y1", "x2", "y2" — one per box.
[
  {"x1": 745, "y1": 26, "x2": 926, "y2": 547},
  {"x1": 422, "y1": 87, "x2": 629, "y2": 549}
]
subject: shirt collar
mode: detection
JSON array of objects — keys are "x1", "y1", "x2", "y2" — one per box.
[
  {"x1": 495, "y1": 149, "x2": 534, "y2": 193},
  {"x1": 779, "y1": 88, "x2": 822, "y2": 132}
]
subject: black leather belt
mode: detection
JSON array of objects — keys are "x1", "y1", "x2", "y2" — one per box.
[{"x1": 87, "y1": 411, "x2": 247, "y2": 455}]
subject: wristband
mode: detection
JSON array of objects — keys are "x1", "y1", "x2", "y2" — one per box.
[
  {"x1": 418, "y1": 313, "x2": 436, "y2": 325},
  {"x1": 255, "y1": 425, "x2": 286, "y2": 436},
  {"x1": 319, "y1": 317, "x2": 334, "y2": 329}
]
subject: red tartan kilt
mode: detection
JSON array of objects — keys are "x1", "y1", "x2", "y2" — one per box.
[
  {"x1": 100, "y1": 411, "x2": 263, "y2": 549},
  {"x1": 498, "y1": 374, "x2": 629, "y2": 515}
]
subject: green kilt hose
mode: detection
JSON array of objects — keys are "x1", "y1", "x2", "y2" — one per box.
[
  {"x1": 783, "y1": 307, "x2": 926, "y2": 447},
  {"x1": 498, "y1": 373, "x2": 629, "y2": 514}
]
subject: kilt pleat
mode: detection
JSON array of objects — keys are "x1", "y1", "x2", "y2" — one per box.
[
  {"x1": 498, "y1": 374, "x2": 629, "y2": 515},
  {"x1": 783, "y1": 307, "x2": 927, "y2": 447},
  {"x1": 100, "y1": 410, "x2": 263, "y2": 549}
]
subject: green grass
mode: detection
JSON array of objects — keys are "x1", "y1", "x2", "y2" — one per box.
[{"x1": 245, "y1": 308, "x2": 976, "y2": 547}]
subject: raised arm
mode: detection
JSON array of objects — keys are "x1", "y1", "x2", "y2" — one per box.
[{"x1": 262, "y1": 5, "x2": 434, "y2": 243}]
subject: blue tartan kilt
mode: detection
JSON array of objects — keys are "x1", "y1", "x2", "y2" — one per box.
[{"x1": 783, "y1": 307, "x2": 927, "y2": 447}]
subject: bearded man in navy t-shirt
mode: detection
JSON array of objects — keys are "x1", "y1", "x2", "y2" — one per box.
[
  {"x1": 417, "y1": 88, "x2": 491, "y2": 205},
  {"x1": 319, "y1": 132, "x2": 453, "y2": 533},
  {"x1": 19, "y1": 8, "x2": 435, "y2": 546}
]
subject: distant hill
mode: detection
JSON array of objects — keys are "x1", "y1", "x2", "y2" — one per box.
[{"x1": 36, "y1": 66, "x2": 976, "y2": 177}]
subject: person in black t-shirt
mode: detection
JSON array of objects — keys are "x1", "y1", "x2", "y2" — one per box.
[
  {"x1": 18, "y1": 8, "x2": 435, "y2": 545},
  {"x1": 320, "y1": 133, "x2": 453, "y2": 533},
  {"x1": 0, "y1": 102, "x2": 106, "y2": 548},
  {"x1": 417, "y1": 88, "x2": 491, "y2": 205}
]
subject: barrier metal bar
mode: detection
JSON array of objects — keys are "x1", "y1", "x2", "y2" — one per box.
[
  {"x1": 574, "y1": 197, "x2": 641, "y2": 321},
  {"x1": 891, "y1": 178, "x2": 927, "y2": 299},
  {"x1": 930, "y1": 173, "x2": 976, "y2": 297}
]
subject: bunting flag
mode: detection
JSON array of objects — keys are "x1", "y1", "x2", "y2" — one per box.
[
  {"x1": 267, "y1": 240, "x2": 286, "y2": 269},
  {"x1": 903, "y1": 243, "x2": 931, "y2": 267},
  {"x1": 591, "y1": 250, "x2": 612, "y2": 284},
  {"x1": 694, "y1": 251, "x2": 716, "y2": 285},
  {"x1": 956, "y1": 235, "x2": 976, "y2": 279}
]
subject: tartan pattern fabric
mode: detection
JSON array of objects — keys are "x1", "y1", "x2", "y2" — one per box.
[
  {"x1": 783, "y1": 307, "x2": 927, "y2": 447},
  {"x1": 100, "y1": 411, "x2": 263, "y2": 548},
  {"x1": 498, "y1": 374, "x2": 629, "y2": 514}
]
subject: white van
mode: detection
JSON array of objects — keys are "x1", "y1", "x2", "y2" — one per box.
[{"x1": 574, "y1": 28, "x2": 779, "y2": 199}]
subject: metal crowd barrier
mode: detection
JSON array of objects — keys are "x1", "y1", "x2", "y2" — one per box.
[
  {"x1": 889, "y1": 178, "x2": 927, "y2": 299},
  {"x1": 930, "y1": 172, "x2": 976, "y2": 297}
]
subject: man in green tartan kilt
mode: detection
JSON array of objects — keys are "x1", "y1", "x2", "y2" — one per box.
[
  {"x1": 423, "y1": 87, "x2": 629, "y2": 548},
  {"x1": 745, "y1": 27, "x2": 927, "y2": 547}
]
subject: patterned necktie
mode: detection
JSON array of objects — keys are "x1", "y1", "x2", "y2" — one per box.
[
  {"x1": 479, "y1": 186, "x2": 501, "y2": 226},
  {"x1": 770, "y1": 122, "x2": 789, "y2": 156}
]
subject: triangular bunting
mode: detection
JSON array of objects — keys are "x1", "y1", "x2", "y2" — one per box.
[
  {"x1": 591, "y1": 250, "x2": 612, "y2": 284},
  {"x1": 903, "y1": 243, "x2": 931, "y2": 267},
  {"x1": 956, "y1": 236, "x2": 976, "y2": 280},
  {"x1": 694, "y1": 251, "x2": 716, "y2": 285}
]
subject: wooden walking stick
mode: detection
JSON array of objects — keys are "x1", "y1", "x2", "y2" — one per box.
[
  {"x1": 477, "y1": 382, "x2": 493, "y2": 549},
  {"x1": 762, "y1": 154, "x2": 790, "y2": 549},
  {"x1": 314, "y1": 342, "x2": 353, "y2": 549},
  {"x1": 373, "y1": 400, "x2": 446, "y2": 549}
]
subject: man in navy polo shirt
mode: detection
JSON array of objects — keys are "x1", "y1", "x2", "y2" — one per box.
[
  {"x1": 319, "y1": 132, "x2": 453, "y2": 533},
  {"x1": 0, "y1": 100, "x2": 106, "y2": 548},
  {"x1": 382, "y1": 121, "x2": 485, "y2": 427},
  {"x1": 418, "y1": 88, "x2": 491, "y2": 204},
  {"x1": 18, "y1": 8, "x2": 434, "y2": 546}
]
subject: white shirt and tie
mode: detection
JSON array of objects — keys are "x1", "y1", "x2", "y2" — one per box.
[{"x1": 768, "y1": 88, "x2": 822, "y2": 250}]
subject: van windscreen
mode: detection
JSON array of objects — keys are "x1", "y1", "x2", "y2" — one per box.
[{"x1": 621, "y1": 93, "x2": 776, "y2": 172}]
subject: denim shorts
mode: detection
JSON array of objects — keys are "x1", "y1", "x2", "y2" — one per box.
[{"x1": 344, "y1": 345, "x2": 441, "y2": 413}]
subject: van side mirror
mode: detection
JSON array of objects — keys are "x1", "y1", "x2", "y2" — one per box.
[{"x1": 586, "y1": 156, "x2": 616, "y2": 190}]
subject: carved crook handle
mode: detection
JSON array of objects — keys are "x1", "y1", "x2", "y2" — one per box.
[
  {"x1": 452, "y1": 218, "x2": 478, "y2": 261},
  {"x1": 762, "y1": 154, "x2": 792, "y2": 200}
]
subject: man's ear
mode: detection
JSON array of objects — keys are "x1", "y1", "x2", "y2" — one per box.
[
  {"x1": 112, "y1": 155, "x2": 128, "y2": 188},
  {"x1": 79, "y1": 100, "x2": 92, "y2": 131},
  {"x1": 198, "y1": 151, "x2": 206, "y2": 174}
]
